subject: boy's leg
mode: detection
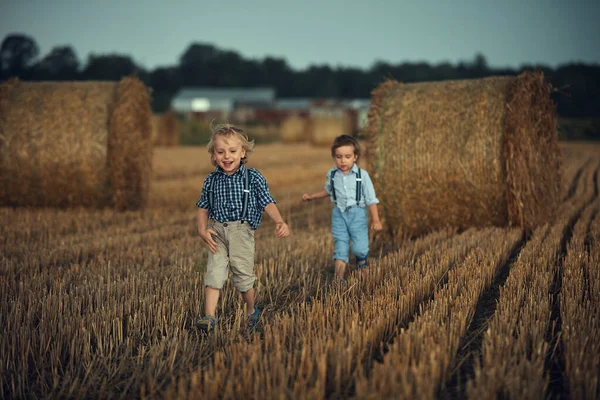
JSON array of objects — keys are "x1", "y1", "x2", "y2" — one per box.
[
  {"x1": 332, "y1": 207, "x2": 350, "y2": 280},
  {"x1": 240, "y1": 288, "x2": 255, "y2": 315},
  {"x1": 334, "y1": 259, "x2": 347, "y2": 280},
  {"x1": 204, "y1": 287, "x2": 220, "y2": 317},
  {"x1": 349, "y1": 207, "x2": 370, "y2": 267},
  {"x1": 228, "y1": 222, "x2": 257, "y2": 314},
  {"x1": 242, "y1": 288, "x2": 261, "y2": 330},
  {"x1": 202, "y1": 222, "x2": 229, "y2": 318}
]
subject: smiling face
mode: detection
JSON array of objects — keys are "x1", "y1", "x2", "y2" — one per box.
[
  {"x1": 333, "y1": 144, "x2": 358, "y2": 174},
  {"x1": 212, "y1": 134, "x2": 246, "y2": 175}
]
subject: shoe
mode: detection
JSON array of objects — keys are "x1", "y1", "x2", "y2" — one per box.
[
  {"x1": 247, "y1": 306, "x2": 261, "y2": 330},
  {"x1": 357, "y1": 258, "x2": 369, "y2": 270},
  {"x1": 197, "y1": 315, "x2": 216, "y2": 332}
]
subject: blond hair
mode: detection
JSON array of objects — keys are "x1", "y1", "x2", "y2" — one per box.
[{"x1": 207, "y1": 122, "x2": 255, "y2": 166}]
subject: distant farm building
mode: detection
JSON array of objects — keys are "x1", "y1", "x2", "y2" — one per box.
[
  {"x1": 254, "y1": 98, "x2": 312, "y2": 124},
  {"x1": 171, "y1": 87, "x2": 276, "y2": 122},
  {"x1": 170, "y1": 87, "x2": 370, "y2": 134},
  {"x1": 308, "y1": 98, "x2": 371, "y2": 133}
]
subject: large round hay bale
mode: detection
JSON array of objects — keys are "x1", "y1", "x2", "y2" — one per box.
[
  {"x1": 309, "y1": 115, "x2": 352, "y2": 147},
  {"x1": 151, "y1": 114, "x2": 162, "y2": 144},
  {"x1": 280, "y1": 115, "x2": 309, "y2": 143},
  {"x1": 365, "y1": 71, "x2": 562, "y2": 236},
  {"x1": 151, "y1": 110, "x2": 178, "y2": 147},
  {"x1": 0, "y1": 76, "x2": 152, "y2": 210}
]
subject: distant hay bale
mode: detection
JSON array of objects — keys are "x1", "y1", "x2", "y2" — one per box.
[
  {"x1": 151, "y1": 110, "x2": 178, "y2": 147},
  {"x1": 248, "y1": 124, "x2": 279, "y2": 142},
  {"x1": 0, "y1": 76, "x2": 152, "y2": 210},
  {"x1": 365, "y1": 71, "x2": 562, "y2": 237},
  {"x1": 280, "y1": 115, "x2": 308, "y2": 143},
  {"x1": 309, "y1": 115, "x2": 352, "y2": 147},
  {"x1": 151, "y1": 115, "x2": 162, "y2": 144}
]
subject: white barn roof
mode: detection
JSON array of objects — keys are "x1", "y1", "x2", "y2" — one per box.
[{"x1": 171, "y1": 87, "x2": 276, "y2": 112}]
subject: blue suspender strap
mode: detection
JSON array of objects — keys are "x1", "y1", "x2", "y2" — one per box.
[
  {"x1": 241, "y1": 168, "x2": 250, "y2": 222},
  {"x1": 208, "y1": 174, "x2": 214, "y2": 210},
  {"x1": 331, "y1": 168, "x2": 362, "y2": 205},
  {"x1": 356, "y1": 168, "x2": 362, "y2": 203},
  {"x1": 330, "y1": 169, "x2": 337, "y2": 203}
]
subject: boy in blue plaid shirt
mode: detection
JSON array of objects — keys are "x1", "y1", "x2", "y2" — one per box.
[{"x1": 196, "y1": 124, "x2": 290, "y2": 332}]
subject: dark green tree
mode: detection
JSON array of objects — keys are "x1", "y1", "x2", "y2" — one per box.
[
  {"x1": 81, "y1": 54, "x2": 143, "y2": 81},
  {"x1": 32, "y1": 46, "x2": 79, "y2": 80},
  {"x1": 179, "y1": 43, "x2": 221, "y2": 86},
  {"x1": 262, "y1": 57, "x2": 295, "y2": 96},
  {"x1": 0, "y1": 34, "x2": 39, "y2": 79}
]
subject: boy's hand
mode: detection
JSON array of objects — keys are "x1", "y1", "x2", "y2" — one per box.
[
  {"x1": 302, "y1": 194, "x2": 311, "y2": 202},
  {"x1": 275, "y1": 222, "x2": 290, "y2": 238},
  {"x1": 371, "y1": 221, "x2": 383, "y2": 231},
  {"x1": 198, "y1": 228, "x2": 218, "y2": 254}
]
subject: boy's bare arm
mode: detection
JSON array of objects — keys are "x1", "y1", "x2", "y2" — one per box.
[
  {"x1": 197, "y1": 208, "x2": 218, "y2": 253},
  {"x1": 197, "y1": 208, "x2": 209, "y2": 233},
  {"x1": 302, "y1": 189, "x2": 329, "y2": 202},
  {"x1": 368, "y1": 204, "x2": 383, "y2": 231},
  {"x1": 264, "y1": 202, "x2": 290, "y2": 238}
]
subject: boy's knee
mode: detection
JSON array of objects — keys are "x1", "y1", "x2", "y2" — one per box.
[
  {"x1": 233, "y1": 276, "x2": 256, "y2": 292},
  {"x1": 204, "y1": 273, "x2": 227, "y2": 290},
  {"x1": 204, "y1": 264, "x2": 229, "y2": 289},
  {"x1": 333, "y1": 241, "x2": 350, "y2": 264},
  {"x1": 352, "y1": 244, "x2": 369, "y2": 260},
  {"x1": 333, "y1": 239, "x2": 350, "y2": 262},
  {"x1": 334, "y1": 238, "x2": 350, "y2": 251}
]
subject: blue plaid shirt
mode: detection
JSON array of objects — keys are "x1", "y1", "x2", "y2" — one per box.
[{"x1": 196, "y1": 164, "x2": 275, "y2": 230}]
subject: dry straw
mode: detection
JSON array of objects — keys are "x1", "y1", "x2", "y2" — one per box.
[
  {"x1": 365, "y1": 71, "x2": 562, "y2": 236},
  {"x1": 151, "y1": 110, "x2": 178, "y2": 147},
  {"x1": 309, "y1": 115, "x2": 352, "y2": 147},
  {"x1": 0, "y1": 76, "x2": 152, "y2": 210},
  {"x1": 280, "y1": 114, "x2": 309, "y2": 143}
]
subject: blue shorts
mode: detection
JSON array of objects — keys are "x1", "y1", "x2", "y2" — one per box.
[{"x1": 331, "y1": 206, "x2": 369, "y2": 264}]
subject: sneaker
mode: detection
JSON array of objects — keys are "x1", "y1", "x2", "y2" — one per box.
[
  {"x1": 197, "y1": 315, "x2": 216, "y2": 332},
  {"x1": 247, "y1": 306, "x2": 261, "y2": 330},
  {"x1": 357, "y1": 258, "x2": 369, "y2": 270}
]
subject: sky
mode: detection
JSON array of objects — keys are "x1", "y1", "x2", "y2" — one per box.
[{"x1": 1, "y1": 0, "x2": 599, "y2": 71}]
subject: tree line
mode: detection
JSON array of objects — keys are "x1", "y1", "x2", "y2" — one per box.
[{"x1": 1, "y1": 33, "x2": 599, "y2": 120}]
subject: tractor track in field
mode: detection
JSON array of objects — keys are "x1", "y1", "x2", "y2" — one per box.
[
  {"x1": 441, "y1": 231, "x2": 528, "y2": 399},
  {"x1": 544, "y1": 164, "x2": 598, "y2": 399}
]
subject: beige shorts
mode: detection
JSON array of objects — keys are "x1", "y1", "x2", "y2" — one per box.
[{"x1": 204, "y1": 220, "x2": 256, "y2": 292}]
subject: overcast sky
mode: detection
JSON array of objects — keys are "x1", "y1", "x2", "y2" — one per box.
[{"x1": 1, "y1": 0, "x2": 599, "y2": 71}]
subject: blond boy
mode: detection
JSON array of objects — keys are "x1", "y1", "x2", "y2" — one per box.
[{"x1": 196, "y1": 124, "x2": 290, "y2": 331}]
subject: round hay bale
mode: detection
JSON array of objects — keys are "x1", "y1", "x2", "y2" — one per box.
[
  {"x1": 151, "y1": 110, "x2": 179, "y2": 147},
  {"x1": 280, "y1": 115, "x2": 308, "y2": 143},
  {"x1": 309, "y1": 115, "x2": 352, "y2": 147},
  {"x1": 0, "y1": 76, "x2": 152, "y2": 210},
  {"x1": 365, "y1": 71, "x2": 562, "y2": 237}
]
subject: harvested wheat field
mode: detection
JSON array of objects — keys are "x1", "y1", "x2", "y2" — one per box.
[{"x1": 1, "y1": 141, "x2": 599, "y2": 399}]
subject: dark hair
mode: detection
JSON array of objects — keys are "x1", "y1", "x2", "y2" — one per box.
[{"x1": 331, "y1": 135, "x2": 361, "y2": 160}]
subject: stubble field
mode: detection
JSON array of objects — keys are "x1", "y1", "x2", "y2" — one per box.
[{"x1": 1, "y1": 141, "x2": 599, "y2": 399}]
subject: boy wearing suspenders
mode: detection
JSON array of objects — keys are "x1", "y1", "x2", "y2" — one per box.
[
  {"x1": 196, "y1": 124, "x2": 290, "y2": 332},
  {"x1": 303, "y1": 135, "x2": 382, "y2": 285}
]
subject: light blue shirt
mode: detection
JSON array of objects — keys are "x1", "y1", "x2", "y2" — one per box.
[{"x1": 325, "y1": 164, "x2": 379, "y2": 211}]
